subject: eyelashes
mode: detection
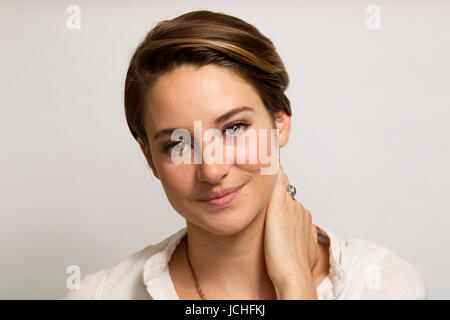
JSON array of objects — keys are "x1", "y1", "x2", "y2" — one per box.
[{"x1": 161, "y1": 120, "x2": 251, "y2": 154}]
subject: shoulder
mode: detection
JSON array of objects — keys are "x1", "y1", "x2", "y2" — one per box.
[
  {"x1": 338, "y1": 237, "x2": 428, "y2": 299},
  {"x1": 61, "y1": 266, "x2": 110, "y2": 300},
  {"x1": 60, "y1": 228, "x2": 187, "y2": 299},
  {"x1": 60, "y1": 241, "x2": 166, "y2": 300}
]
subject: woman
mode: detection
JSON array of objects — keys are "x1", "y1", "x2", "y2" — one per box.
[{"x1": 63, "y1": 10, "x2": 427, "y2": 300}]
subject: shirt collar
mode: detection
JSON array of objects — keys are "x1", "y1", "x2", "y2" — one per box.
[
  {"x1": 314, "y1": 222, "x2": 346, "y2": 299},
  {"x1": 143, "y1": 227, "x2": 187, "y2": 300},
  {"x1": 143, "y1": 223, "x2": 346, "y2": 299}
]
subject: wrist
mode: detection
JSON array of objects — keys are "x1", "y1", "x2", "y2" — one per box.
[{"x1": 274, "y1": 272, "x2": 317, "y2": 300}]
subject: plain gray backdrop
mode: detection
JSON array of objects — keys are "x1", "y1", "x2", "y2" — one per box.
[{"x1": 1, "y1": 0, "x2": 449, "y2": 299}]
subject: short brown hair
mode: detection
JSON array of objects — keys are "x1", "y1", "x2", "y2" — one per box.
[{"x1": 124, "y1": 10, "x2": 292, "y2": 158}]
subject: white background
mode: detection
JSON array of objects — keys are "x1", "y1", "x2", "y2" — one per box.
[{"x1": 1, "y1": 0, "x2": 449, "y2": 299}]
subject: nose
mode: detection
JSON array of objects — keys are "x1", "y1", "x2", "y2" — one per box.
[
  {"x1": 195, "y1": 137, "x2": 230, "y2": 184},
  {"x1": 195, "y1": 160, "x2": 230, "y2": 185}
]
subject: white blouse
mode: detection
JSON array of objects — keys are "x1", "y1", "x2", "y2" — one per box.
[{"x1": 62, "y1": 222, "x2": 428, "y2": 300}]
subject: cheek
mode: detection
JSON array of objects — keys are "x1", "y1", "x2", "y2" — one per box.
[
  {"x1": 158, "y1": 165, "x2": 193, "y2": 203},
  {"x1": 248, "y1": 168, "x2": 278, "y2": 199},
  {"x1": 229, "y1": 126, "x2": 278, "y2": 173}
]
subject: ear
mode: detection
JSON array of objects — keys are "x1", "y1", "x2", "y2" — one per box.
[
  {"x1": 137, "y1": 137, "x2": 160, "y2": 180},
  {"x1": 274, "y1": 110, "x2": 291, "y2": 148}
]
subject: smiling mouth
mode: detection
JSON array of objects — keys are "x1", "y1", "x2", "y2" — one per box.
[{"x1": 198, "y1": 184, "x2": 245, "y2": 209}]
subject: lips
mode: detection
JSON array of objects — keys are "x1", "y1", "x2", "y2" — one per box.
[
  {"x1": 198, "y1": 184, "x2": 245, "y2": 201},
  {"x1": 198, "y1": 184, "x2": 245, "y2": 208}
]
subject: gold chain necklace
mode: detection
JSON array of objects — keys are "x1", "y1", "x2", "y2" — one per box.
[
  {"x1": 184, "y1": 235, "x2": 207, "y2": 300},
  {"x1": 183, "y1": 230, "x2": 329, "y2": 300}
]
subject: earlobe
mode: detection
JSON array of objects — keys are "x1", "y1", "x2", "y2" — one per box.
[
  {"x1": 146, "y1": 154, "x2": 161, "y2": 181},
  {"x1": 147, "y1": 158, "x2": 161, "y2": 180},
  {"x1": 149, "y1": 164, "x2": 160, "y2": 180},
  {"x1": 275, "y1": 111, "x2": 291, "y2": 148},
  {"x1": 137, "y1": 137, "x2": 147, "y2": 158},
  {"x1": 137, "y1": 137, "x2": 160, "y2": 180}
]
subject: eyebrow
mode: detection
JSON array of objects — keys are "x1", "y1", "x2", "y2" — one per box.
[{"x1": 152, "y1": 105, "x2": 254, "y2": 141}]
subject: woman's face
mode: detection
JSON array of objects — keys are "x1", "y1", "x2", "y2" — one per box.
[{"x1": 138, "y1": 64, "x2": 290, "y2": 236}]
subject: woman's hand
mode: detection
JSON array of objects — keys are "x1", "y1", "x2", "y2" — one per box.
[{"x1": 263, "y1": 164, "x2": 320, "y2": 299}]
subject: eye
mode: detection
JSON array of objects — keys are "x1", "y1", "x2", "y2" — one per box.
[
  {"x1": 223, "y1": 121, "x2": 250, "y2": 136},
  {"x1": 162, "y1": 121, "x2": 251, "y2": 153},
  {"x1": 162, "y1": 140, "x2": 190, "y2": 153}
]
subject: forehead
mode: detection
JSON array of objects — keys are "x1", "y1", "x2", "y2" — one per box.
[{"x1": 144, "y1": 64, "x2": 264, "y2": 134}]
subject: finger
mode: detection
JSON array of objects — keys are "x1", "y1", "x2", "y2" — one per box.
[
  {"x1": 310, "y1": 218, "x2": 318, "y2": 245},
  {"x1": 304, "y1": 207, "x2": 312, "y2": 225},
  {"x1": 279, "y1": 164, "x2": 288, "y2": 185},
  {"x1": 300, "y1": 204, "x2": 313, "y2": 234},
  {"x1": 272, "y1": 164, "x2": 289, "y2": 200},
  {"x1": 279, "y1": 166, "x2": 298, "y2": 204},
  {"x1": 306, "y1": 210, "x2": 320, "y2": 268}
]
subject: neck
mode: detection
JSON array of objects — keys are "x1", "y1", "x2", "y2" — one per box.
[
  {"x1": 185, "y1": 204, "x2": 277, "y2": 299},
  {"x1": 181, "y1": 206, "x2": 330, "y2": 299}
]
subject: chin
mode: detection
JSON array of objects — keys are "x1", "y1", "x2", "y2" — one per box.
[{"x1": 190, "y1": 204, "x2": 262, "y2": 237}]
